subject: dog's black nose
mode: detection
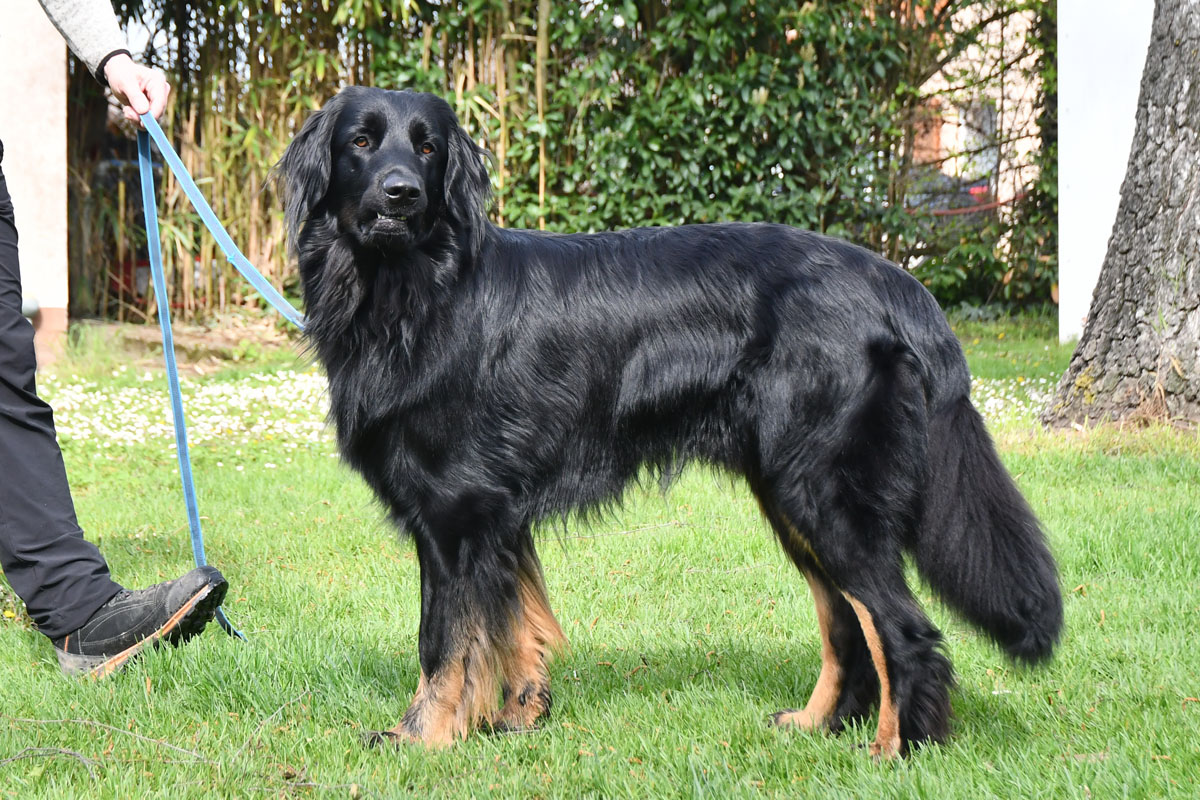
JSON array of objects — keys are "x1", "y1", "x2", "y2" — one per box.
[{"x1": 382, "y1": 173, "x2": 422, "y2": 203}]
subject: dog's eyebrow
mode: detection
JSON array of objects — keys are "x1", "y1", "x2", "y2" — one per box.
[
  {"x1": 345, "y1": 108, "x2": 387, "y2": 134},
  {"x1": 407, "y1": 118, "x2": 435, "y2": 142},
  {"x1": 365, "y1": 109, "x2": 387, "y2": 125}
]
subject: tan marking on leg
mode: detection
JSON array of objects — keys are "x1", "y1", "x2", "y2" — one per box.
[
  {"x1": 758, "y1": 501, "x2": 820, "y2": 569},
  {"x1": 781, "y1": 519, "x2": 820, "y2": 565},
  {"x1": 518, "y1": 562, "x2": 567, "y2": 657},
  {"x1": 494, "y1": 564, "x2": 566, "y2": 730},
  {"x1": 843, "y1": 593, "x2": 901, "y2": 759},
  {"x1": 388, "y1": 627, "x2": 501, "y2": 747},
  {"x1": 774, "y1": 572, "x2": 842, "y2": 731}
]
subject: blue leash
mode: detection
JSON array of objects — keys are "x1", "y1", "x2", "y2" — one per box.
[
  {"x1": 138, "y1": 116, "x2": 306, "y2": 329},
  {"x1": 135, "y1": 114, "x2": 306, "y2": 639}
]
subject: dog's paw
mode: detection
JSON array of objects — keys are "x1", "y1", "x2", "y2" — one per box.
[
  {"x1": 868, "y1": 737, "x2": 902, "y2": 761},
  {"x1": 492, "y1": 681, "x2": 552, "y2": 732},
  {"x1": 362, "y1": 729, "x2": 410, "y2": 749},
  {"x1": 483, "y1": 718, "x2": 542, "y2": 736},
  {"x1": 770, "y1": 708, "x2": 827, "y2": 731},
  {"x1": 362, "y1": 725, "x2": 455, "y2": 749}
]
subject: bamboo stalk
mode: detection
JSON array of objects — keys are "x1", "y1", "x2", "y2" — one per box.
[
  {"x1": 466, "y1": 16, "x2": 477, "y2": 93},
  {"x1": 536, "y1": 0, "x2": 549, "y2": 230},
  {"x1": 116, "y1": 178, "x2": 126, "y2": 323},
  {"x1": 496, "y1": 6, "x2": 509, "y2": 226},
  {"x1": 422, "y1": 22, "x2": 433, "y2": 73}
]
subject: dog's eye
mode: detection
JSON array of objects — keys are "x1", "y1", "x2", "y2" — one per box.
[
  {"x1": 353, "y1": 136, "x2": 370, "y2": 148},
  {"x1": 420, "y1": 142, "x2": 435, "y2": 155}
]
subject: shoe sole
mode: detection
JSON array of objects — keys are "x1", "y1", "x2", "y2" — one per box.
[{"x1": 56, "y1": 576, "x2": 229, "y2": 679}]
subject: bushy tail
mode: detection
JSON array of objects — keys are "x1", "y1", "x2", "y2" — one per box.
[{"x1": 914, "y1": 396, "x2": 1063, "y2": 663}]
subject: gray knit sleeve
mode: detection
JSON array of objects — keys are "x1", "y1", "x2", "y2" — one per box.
[{"x1": 37, "y1": 0, "x2": 130, "y2": 84}]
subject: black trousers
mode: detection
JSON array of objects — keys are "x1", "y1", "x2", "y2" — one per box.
[{"x1": 0, "y1": 141, "x2": 121, "y2": 639}]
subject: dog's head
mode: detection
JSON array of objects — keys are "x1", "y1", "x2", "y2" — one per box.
[{"x1": 276, "y1": 87, "x2": 490, "y2": 258}]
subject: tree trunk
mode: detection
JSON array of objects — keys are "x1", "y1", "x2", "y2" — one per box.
[{"x1": 1043, "y1": 0, "x2": 1200, "y2": 427}]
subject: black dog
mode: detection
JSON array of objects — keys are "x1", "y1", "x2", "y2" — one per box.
[{"x1": 276, "y1": 86, "x2": 1062, "y2": 756}]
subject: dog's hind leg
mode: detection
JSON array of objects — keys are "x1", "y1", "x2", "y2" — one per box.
[
  {"x1": 491, "y1": 535, "x2": 566, "y2": 732},
  {"x1": 815, "y1": 533, "x2": 954, "y2": 759},
  {"x1": 771, "y1": 575, "x2": 883, "y2": 736},
  {"x1": 759, "y1": 343, "x2": 954, "y2": 757},
  {"x1": 838, "y1": 581, "x2": 953, "y2": 759},
  {"x1": 773, "y1": 525, "x2": 951, "y2": 758},
  {"x1": 804, "y1": 337, "x2": 952, "y2": 757},
  {"x1": 761, "y1": 508, "x2": 879, "y2": 734},
  {"x1": 773, "y1": 471, "x2": 952, "y2": 759},
  {"x1": 770, "y1": 570, "x2": 843, "y2": 731},
  {"x1": 842, "y1": 590, "x2": 902, "y2": 758}
]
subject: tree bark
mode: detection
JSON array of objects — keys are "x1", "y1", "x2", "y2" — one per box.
[{"x1": 1043, "y1": 0, "x2": 1200, "y2": 427}]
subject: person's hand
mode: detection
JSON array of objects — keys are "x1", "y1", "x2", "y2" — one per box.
[{"x1": 103, "y1": 53, "x2": 170, "y2": 126}]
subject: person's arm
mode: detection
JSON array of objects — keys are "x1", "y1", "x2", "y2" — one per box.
[{"x1": 37, "y1": 0, "x2": 170, "y2": 123}]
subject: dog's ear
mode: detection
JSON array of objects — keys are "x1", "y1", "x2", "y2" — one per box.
[
  {"x1": 444, "y1": 120, "x2": 492, "y2": 256},
  {"x1": 274, "y1": 92, "x2": 346, "y2": 253}
]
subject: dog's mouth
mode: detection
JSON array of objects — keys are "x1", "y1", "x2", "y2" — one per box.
[
  {"x1": 349, "y1": 204, "x2": 429, "y2": 249},
  {"x1": 357, "y1": 210, "x2": 423, "y2": 247},
  {"x1": 366, "y1": 210, "x2": 412, "y2": 231}
]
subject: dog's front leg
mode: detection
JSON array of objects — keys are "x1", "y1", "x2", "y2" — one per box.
[
  {"x1": 370, "y1": 530, "x2": 506, "y2": 748},
  {"x1": 492, "y1": 535, "x2": 565, "y2": 732}
]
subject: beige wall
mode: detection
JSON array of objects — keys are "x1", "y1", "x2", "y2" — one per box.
[
  {"x1": 917, "y1": 9, "x2": 1040, "y2": 207},
  {"x1": 0, "y1": 0, "x2": 69, "y2": 362}
]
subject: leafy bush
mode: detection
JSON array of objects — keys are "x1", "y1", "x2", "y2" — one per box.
[{"x1": 73, "y1": 1, "x2": 1054, "y2": 320}]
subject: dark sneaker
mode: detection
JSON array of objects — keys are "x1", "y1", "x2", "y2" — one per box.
[{"x1": 53, "y1": 565, "x2": 228, "y2": 678}]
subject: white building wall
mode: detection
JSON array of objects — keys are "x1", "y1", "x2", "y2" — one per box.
[
  {"x1": 0, "y1": 0, "x2": 69, "y2": 361},
  {"x1": 1058, "y1": 0, "x2": 1154, "y2": 342}
]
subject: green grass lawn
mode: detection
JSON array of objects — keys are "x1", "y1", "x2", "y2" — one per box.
[{"x1": 2, "y1": 315, "x2": 1198, "y2": 798}]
